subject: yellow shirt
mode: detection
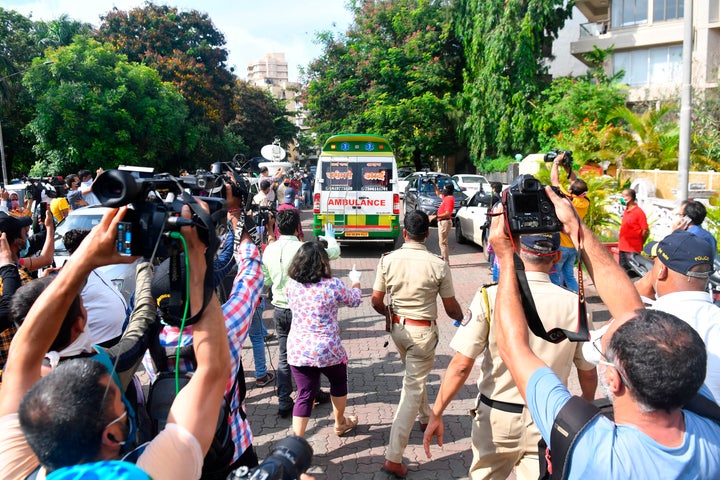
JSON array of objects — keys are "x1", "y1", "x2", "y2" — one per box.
[{"x1": 559, "y1": 185, "x2": 589, "y2": 248}]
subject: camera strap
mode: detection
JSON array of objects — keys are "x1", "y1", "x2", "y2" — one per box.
[
  {"x1": 167, "y1": 191, "x2": 220, "y2": 327},
  {"x1": 514, "y1": 248, "x2": 590, "y2": 343}
]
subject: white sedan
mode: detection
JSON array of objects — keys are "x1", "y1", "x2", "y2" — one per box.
[
  {"x1": 454, "y1": 191, "x2": 494, "y2": 257},
  {"x1": 452, "y1": 174, "x2": 491, "y2": 197}
]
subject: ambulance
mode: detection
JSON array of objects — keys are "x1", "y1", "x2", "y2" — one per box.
[{"x1": 312, "y1": 134, "x2": 401, "y2": 246}]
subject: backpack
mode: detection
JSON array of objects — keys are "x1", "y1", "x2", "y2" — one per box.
[
  {"x1": 538, "y1": 394, "x2": 720, "y2": 480},
  {"x1": 146, "y1": 335, "x2": 243, "y2": 480}
]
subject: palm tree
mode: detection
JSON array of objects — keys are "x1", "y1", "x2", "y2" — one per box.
[{"x1": 606, "y1": 103, "x2": 679, "y2": 170}]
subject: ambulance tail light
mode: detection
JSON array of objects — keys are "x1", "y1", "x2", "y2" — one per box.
[
  {"x1": 313, "y1": 193, "x2": 321, "y2": 214},
  {"x1": 393, "y1": 193, "x2": 400, "y2": 214}
]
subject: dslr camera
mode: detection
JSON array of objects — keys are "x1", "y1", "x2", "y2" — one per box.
[
  {"x1": 228, "y1": 436, "x2": 313, "y2": 480},
  {"x1": 502, "y1": 174, "x2": 563, "y2": 235},
  {"x1": 543, "y1": 148, "x2": 573, "y2": 168}
]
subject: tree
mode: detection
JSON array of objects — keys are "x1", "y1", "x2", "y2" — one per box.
[
  {"x1": 304, "y1": 0, "x2": 465, "y2": 166},
  {"x1": 456, "y1": 0, "x2": 573, "y2": 159},
  {"x1": 533, "y1": 77, "x2": 627, "y2": 151},
  {"x1": 33, "y1": 14, "x2": 92, "y2": 49},
  {"x1": 23, "y1": 37, "x2": 189, "y2": 175},
  {"x1": 226, "y1": 81, "x2": 298, "y2": 159},
  {"x1": 606, "y1": 103, "x2": 680, "y2": 170},
  {"x1": 0, "y1": 8, "x2": 47, "y2": 176},
  {"x1": 96, "y1": 3, "x2": 236, "y2": 136}
]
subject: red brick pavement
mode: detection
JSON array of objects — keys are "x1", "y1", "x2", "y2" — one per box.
[{"x1": 241, "y1": 208, "x2": 607, "y2": 479}]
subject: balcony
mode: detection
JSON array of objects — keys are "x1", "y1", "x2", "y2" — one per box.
[
  {"x1": 579, "y1": 20, "x2": 609, "y2": 37},
  {"x1": 575, "y1": 0, "x2": 610, "y2": 23}
]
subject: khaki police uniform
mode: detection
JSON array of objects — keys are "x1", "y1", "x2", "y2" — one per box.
[
  {"x1": 373, "y1": 242, "x2": 456, "y2": 464},
  {"x1": 450, "y1": 271, "x2": 594, "y2": 480}
]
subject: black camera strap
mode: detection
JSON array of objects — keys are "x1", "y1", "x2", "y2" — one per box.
[
  {"x1": 514, "y1": 253, "x2": 589, "y2": 343},
  {"x1": 167, "y1": 191, "x2": 220, "y2": 327},
  {"x1": 513, "y1": 200, "x2": 590, "y2": 344}
]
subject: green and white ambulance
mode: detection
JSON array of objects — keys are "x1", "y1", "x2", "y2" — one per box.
[{"x1": 312, "y1": 134, "x2": 401, "y2": 246}]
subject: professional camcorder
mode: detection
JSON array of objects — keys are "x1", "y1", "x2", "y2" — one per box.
[
  {"x1": 93, "y1": 162, "x2": 249, "y2": 327},
  {"x1": 502, "y1": 174, "x2": 563, "y2": 235},
  {"x1": 543, "y1": 148, "x2": 573, "y2": 168},
  {"x1": 228, "y1": 436, "x2": 313, "y2": 480}
]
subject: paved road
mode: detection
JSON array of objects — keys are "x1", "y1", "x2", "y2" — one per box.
[{"x1": 241, "y1": 209, "x2": 608, "y2": 479}]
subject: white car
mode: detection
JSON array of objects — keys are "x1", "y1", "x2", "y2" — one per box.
[
  {"x1": 452, "y1": 174, "x2": 491, "y2": 197},
  {"x1": 454, "y1": 190, "x2": 494, "y2": 256},
  {"x1": 397, "y1": 172, "x2": 414, "y2": 198},
  {"x1": 54, "y1": 205, "x2": 140, "y2": 303}
]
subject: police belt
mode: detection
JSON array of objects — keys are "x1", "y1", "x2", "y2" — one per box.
[
  {"x1": 480, "y1": 394, "x2": 524, "y2": 414},
  {"x1": 392, "y1": 314, "x2": 434, "y2": 327}
]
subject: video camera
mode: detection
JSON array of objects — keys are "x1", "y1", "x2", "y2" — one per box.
[
  {"x1": 543, "y1": 148, "x2": 573, "y2": 168},
  {"x1": 502, "y1": 174, "x2": 563, "y2": 235},
  {"x1": 228, "y1": 436, "x2": 313, "y2": 480}
]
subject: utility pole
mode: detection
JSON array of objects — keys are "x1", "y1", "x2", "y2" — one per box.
[{"x1": 677, "y1": 0, "x2": 693, "y2": 203}]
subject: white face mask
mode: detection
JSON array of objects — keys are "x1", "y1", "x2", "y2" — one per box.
[{"x1": 44, "y1": 326, "x2": 94, "y2": 368}]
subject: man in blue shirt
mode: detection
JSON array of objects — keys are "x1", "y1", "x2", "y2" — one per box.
[
  {"x1": 675, "y1": 200, "x2": 717, "y2": 259},
  {"x1": 487, "y1": 189, "x2": 720, "y2": 480}
]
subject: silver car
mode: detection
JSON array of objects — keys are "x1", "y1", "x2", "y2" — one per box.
[{"x1": 54, "y1": 205, "x2": 139, "y2": 303}]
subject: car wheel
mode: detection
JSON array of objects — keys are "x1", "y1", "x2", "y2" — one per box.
[
  {"x1": 481, "y1": 228, "x2": 489, "y2": 257},
  {"x1": 393, "y1": 233, "x2": 403, "y2": 250},
  {"x1": 455, "y1": 220, "x2": 466, "y2": 244}
]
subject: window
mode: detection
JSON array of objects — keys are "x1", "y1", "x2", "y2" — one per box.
[
  {"x1": 653, "y1": 0, "x2": 683, "y2": 22},
  {"x1": 613, "y1": 45, "x2": 682, "y2": 86},
  {"x1": 320, "y1": 161, "x2": 394, "y2": 191},
  {"x1": 611, "y1": 0, "x2": 648, "y2": 27}
]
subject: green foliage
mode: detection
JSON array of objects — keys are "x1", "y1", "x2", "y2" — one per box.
[
  {"x1": 226, "y1": 81, "x2": 298, "y2": 158},
  {"x1": 22, "y1": 37, "x2": 189, "y2": 175},
  {"x1": 0, "y1": 8, "x2": 47, "y2": 176},
  {"x1": 96, "y1": 3, "x2": 236, "y2": 135},
  {"x1": 690, "y1": 88, "x2": 720, "y2": 171},
  {"x1": 535, "y1": 164, "x2": 620, "y2": 234},
  {"x1": 705, "y1": 205, "x2": 720, "y2": 254},
  {"x1": 475, "y1": 155, "x2": 514, "y2": 173},
  {"x1": 304, "y1": 0, "x2": 464, "y2": 166},
  {"x1": 456, "y1": 0, "x2": 573, "y2": 159},
  {"x1": 606, "y1": 103, "x2": 680, "y2": 170},
  {"x1": 533, "y1": 77, "x2": 627, "y2": 150}
]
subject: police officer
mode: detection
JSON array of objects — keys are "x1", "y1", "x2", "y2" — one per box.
[{"x1": 371, "y1": 210, "x2": 463, "y2": 478}]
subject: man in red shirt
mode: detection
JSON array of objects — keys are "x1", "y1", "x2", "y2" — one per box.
[
  {"x1": 618, "y1": 188, "x2": 648, "y2": 274},
  {"x1": 430, "y1": 182, "x2": 455, "y2": 263}
]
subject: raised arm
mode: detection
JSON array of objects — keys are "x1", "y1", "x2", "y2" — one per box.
[
  {"x1": 167, "y1": 203, "x2": 231, "y2": 456},
  {"x1": 23, "y1": 213, "x2": 55, "y2": 271},
  {"x1": 546, "y1": 186, "x2": 642, "y2": 325},
  {"x1": 0, "y1": 207, "x2": 135, "y2": 416}
]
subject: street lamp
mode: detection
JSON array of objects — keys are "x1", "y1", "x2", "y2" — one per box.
[{"x1": 0, "y1": 60, "x2": 53, "y2": 187}]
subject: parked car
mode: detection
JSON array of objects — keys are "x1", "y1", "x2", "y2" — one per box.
[
  {"x1": 53, "y1": 205, "x2": 140, "y2": 303},
  {"x1": 403, "y1": 172, "x2": 464, "y2": 220},
  {"x1": 397, "y1": 171, "x2": 414, "y2": 198},
  {"x1": 454, "y1": 190, "x2": 494, "y2": 256},
  {"x1": 452, "y1": 174, "x2": 491, "y2": 197}
]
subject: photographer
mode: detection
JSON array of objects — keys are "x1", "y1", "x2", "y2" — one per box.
[
  {"x1": 549, "y1": 151, "x2": 588, "y2": 292},
  {"x1": 0, "y1": 204, "x2": 232, "y2": 478},
  {"x1": 488, "y1": 189, "x2": 720, "y2": 479}
]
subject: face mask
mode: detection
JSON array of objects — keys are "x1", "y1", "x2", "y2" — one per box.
[
  {"x1": 19, "y1": 238, "x2": 30, "y2": 258},
  {"x1": 619, "y1": 198, "x2": 626, "y2": 206}
]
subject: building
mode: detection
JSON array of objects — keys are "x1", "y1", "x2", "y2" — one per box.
[
  {"x1": 571, "y1": 0, "x2": 720, "y2": 102},
  {"x1": 247, "y1": 53, "x2": 308, "y2": 161}
]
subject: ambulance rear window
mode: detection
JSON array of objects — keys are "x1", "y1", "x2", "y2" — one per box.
[{"x1": 320, "y1": 161, "x2": 393, "y2": 191}]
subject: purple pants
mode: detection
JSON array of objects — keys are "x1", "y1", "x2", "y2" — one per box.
[{"x1": 290, "y1": 362, "x2": 348, "y2": 417}]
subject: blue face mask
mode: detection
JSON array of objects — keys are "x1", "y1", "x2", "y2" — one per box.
[{"x1": 19, "y1": 238, "x2": 29, "y2": 258}]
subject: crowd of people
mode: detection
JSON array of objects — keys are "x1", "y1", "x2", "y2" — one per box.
[{"x1": 0, "y1": 161, "x2": 718, "y2": 480}]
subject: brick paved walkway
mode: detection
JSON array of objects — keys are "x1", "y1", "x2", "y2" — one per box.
[{"x1": 241, "y1": 209, "x2": 608, "y2": 479}]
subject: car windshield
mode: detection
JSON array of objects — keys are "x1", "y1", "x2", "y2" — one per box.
[
  {"x1": 463, "y1": 177, "x2": 483, "y2": 184},
  {"x1": 418, "y1": 176, "x2": 458, "y2": 195},
  {"x1": 55, "y1": 212, "x2": 104, "y2": 253}
]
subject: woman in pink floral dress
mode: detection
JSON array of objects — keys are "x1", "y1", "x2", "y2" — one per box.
[{"x1": 286, "y1": 241, "x2": 362, "y2": 437}]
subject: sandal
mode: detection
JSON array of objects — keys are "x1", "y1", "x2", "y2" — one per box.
[{"x1": 334, "y1": 415, "x2": 358, "y2": 436}]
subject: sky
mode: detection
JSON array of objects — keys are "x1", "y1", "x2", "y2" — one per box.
[{"x1": 3, "y1": 0, "x2": 355, "y2": 82}]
